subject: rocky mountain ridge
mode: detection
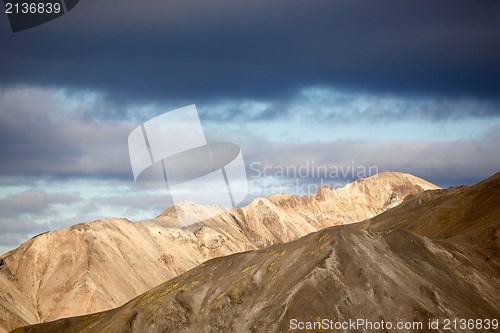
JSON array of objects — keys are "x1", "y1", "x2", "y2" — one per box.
[
  {"x1": 14, "y1": 172, "x2": 499, "y2": 333},
  {"x1": 0, "y1": 172, "x2": 439, "y2": 333}
]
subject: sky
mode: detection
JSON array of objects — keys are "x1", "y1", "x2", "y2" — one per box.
[{"x1": 0, "y1": 0, "x2": 499, "y2": 254}]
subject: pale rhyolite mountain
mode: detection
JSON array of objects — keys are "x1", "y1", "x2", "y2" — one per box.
[
  {"x1": 15, "y1": 172, "x2": 500, "y2": 333},
  {"x1": 0, "y1": 172, "x2": 439, "y2": 333}
]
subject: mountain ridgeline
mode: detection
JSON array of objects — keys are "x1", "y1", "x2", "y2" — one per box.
[
  {"x1": 0, "y1": 172, "x2": 440, "y2": 332},
  {"x1": 13, "y1": 172, "x2": 500, "y2": 333}
]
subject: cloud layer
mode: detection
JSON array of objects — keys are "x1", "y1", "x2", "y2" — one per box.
[
  {"x1": 1, "y1": 0, "x2": 499, "y2": 105},
  {"x1": 0, "y1": 87, "x2": 132, "y2": 178},
  {"x1": 1, "y1": 86, "x2": 498, "y2": 185}
]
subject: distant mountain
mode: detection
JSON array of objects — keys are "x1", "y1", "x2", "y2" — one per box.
[
  {"x1": 14, "y1": 172, "x2": 499, "y2": 333},
  {"x1": 0, "y1": 172, "x2": 439, "y2": 333}
]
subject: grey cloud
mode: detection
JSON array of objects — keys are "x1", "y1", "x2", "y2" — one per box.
[
  {"x1": 97, "y1": 193, "x2": 173, "y2": 214},
  {"x1": 0, "y1": 187, "x2": 79, "y2": 253},
  {"x1": 4, "y1": 189, "x2": 78, "y2": 215},
  {"x1": 0, "y1": 87, "x2": 133, "y2": 179},
  {"x1": 1, "y1": 86, "x2": 498, "y2": 186},
  {"x1": 243, "y1": 127, "x2": 500, "y2": 188},
  {"x1": 0, "y1": 234, "x2": 33, "y2": 256},
  {"x1": 0, "y1": 217, "x2": 49, "y2": 234},
  {"x1": 0, "y1": 209, "x2": 50, "y2": 254},
  {"x1": 0, "y1": 234, "x2": 27, "y2": 247},
  {"x1": 0, "y1": 189, "x2": 79, "y2": 218},
  {"x1": 199, "y1": 92, "x2": 500, "y2": 124}
]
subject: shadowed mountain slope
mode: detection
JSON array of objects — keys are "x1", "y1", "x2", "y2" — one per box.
[
  {"x1": 0, "y1": 172, "x2": 438, "y2": 333},
  {"x1": 13, "y1": 173, "x2": 499, "y2": 333}
]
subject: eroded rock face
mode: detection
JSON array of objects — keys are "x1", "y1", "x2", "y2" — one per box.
[
  {"x1": 13, "y1": 172, "x2": 500, "y2": 333},
  {"x1": 0, "y1": 172, "x2": 438, "y2": 333}
]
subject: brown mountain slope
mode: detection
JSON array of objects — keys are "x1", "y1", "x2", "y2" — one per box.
[
  {"x1": 0, "y1": 172, "x2": 438, "y2": 333},
  {"x1": 356, "y1": 172, "x2": 500, "y2": 240},
  {"x1": 15, "y1": 172, "x2": 499, "y2": 333}
]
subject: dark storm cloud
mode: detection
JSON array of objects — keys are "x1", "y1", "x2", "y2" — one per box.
[
  {"x1": 0, "y1": 0, "x2": 499, "y2": 115},
  {"x1": 0, "y1": 87, "x2": 133, "y2": 179},
  {"x1": 197, "y1": 91, "x2": 500, "y2": 124}
]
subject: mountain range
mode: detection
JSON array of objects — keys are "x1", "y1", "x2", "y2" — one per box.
[
  {"x1": 0, "y1": 172, "x2": 447, "y2": 332},
  {"x1": 11, "y1": 171, "x2": 500, "y2": 333}
]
